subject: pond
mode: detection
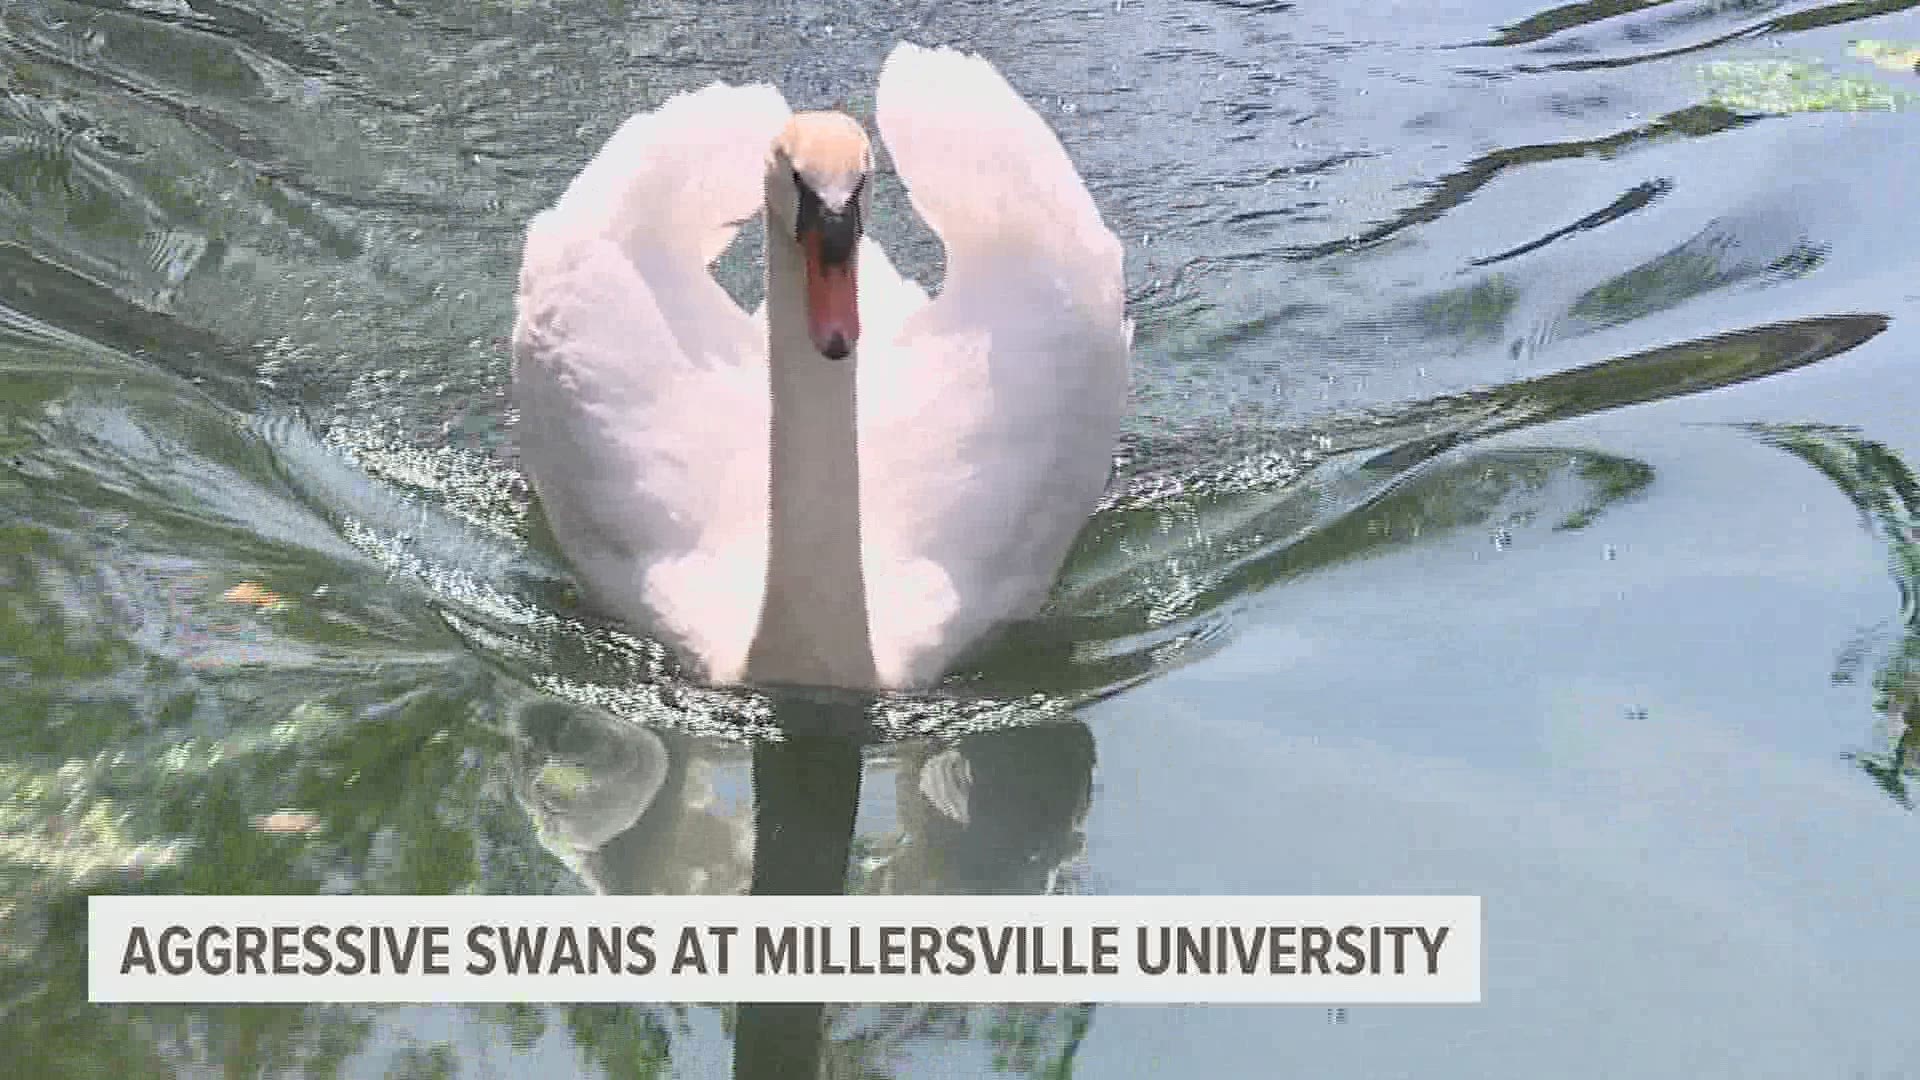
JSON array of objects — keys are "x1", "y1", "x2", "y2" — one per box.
[{"x1": 2, "y1": 0, "x2": 1918, "y2": 1076}]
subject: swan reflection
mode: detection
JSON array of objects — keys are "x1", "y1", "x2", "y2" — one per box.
[{"x1": 509, "y1": 692, "x2": 1097, "y2": 1077}]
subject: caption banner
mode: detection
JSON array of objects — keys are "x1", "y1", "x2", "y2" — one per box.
[{"x1": 91, "y1": 894, "x2": 1481, "y2": 1004}]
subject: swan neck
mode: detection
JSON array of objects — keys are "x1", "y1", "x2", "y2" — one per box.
[{"x1": 746, "y1": 231, "x2": 877, "y2": 688}]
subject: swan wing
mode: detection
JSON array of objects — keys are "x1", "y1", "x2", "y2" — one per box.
[
  {"x1": 512, "y1": 82, "x2": 790, "y2": 683},
  {"x1": 864, "y1": 43, "x2": 1130, "y2": 687}
]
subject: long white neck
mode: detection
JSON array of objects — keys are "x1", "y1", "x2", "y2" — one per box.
[{"x1": 744, "y1": 227, "x2": 878, "y2": 688}]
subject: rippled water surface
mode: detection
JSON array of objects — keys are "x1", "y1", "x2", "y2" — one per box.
[{"x1": 5, "y1": 0, "x2": 1920, "y2": 1076}]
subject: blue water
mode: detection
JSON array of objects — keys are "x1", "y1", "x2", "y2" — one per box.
[{"x1": 2, "y1": 0, "x2": 1918, "y2": 1076}]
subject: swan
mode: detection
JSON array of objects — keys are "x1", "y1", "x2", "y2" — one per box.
[{"x1": 511, "y1": 42, "x2": 1129, "y2": 691}]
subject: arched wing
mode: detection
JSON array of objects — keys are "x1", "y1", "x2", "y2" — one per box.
[
  {"x1": 512, "y1": 82, "x2": 790, "y2": 682},
  {"x1": 862, "y1": 44, "x2": 1131, "y2": 687}
]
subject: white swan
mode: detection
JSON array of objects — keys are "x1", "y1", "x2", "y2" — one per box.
[{"x1": 511, "y1": 43, "x2": 1129, "y2": 690}]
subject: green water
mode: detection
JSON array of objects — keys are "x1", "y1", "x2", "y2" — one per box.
[{"x1": 3, "y1": 0, "x2": 1919, "y2": 1076}]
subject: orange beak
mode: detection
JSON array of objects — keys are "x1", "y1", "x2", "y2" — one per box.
[{"x1": 800, "y1": 218, "x2": 860, "y2": 360}]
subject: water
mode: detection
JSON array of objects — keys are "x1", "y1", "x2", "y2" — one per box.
[{"x1": 4, "y1": 0, "x2": 1919, "y2": 1075}]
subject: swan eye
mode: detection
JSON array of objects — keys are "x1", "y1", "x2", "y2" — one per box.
[{"x1": 791, "y1": 170, "x2": 809, "y2": 240}]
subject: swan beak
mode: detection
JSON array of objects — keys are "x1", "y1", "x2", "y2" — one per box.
[{"x1": 800, "y1": 211, "x2": 860, "y2": 360}]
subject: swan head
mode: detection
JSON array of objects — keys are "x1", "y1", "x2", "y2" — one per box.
[{"x1": 767, "y1": 112, "x2": 873, "y2": 361}]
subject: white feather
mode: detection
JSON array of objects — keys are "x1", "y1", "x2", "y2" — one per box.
[
  {"x1": 862, "y1": 43, "x2": 1130, "y2": 685},
  {"x1": 512, "y1": 46, "x2": 1129, "y2": 690}
]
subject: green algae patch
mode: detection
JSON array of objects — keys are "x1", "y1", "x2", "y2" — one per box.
[
  {"x1": 1701, "y1": 58, "x2": 1916, "y2": 114},
  {"x1": 1850, "y1": 40, "x2": 1920, "y2": 75}
]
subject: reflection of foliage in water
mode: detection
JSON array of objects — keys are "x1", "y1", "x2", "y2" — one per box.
[
  {"x1": 1747, "y1": 423, "x2": 1920, "y2": 807},
  {"x1": 1568, "y1": 219, "x2": 1827, "y2": 332},
  {"x1": 1412, "y1": 274, "x2": 1520, "y2": 343},
  {"x1": 790, "y1": 1001, "x2": 1091, "y2": 1080},
  {"x1": 566, "y1": 1005, "x2": 674, "y2": 1079},
  {"x1": 0, "y1": 352, "x2": 673, "y2": 1073},
  {"x1": 978, "y1": 314, "x2": 1887, "y2": 702},
  {"x1": 988, "y1": 1004, "x2": 1092, "y2": 1079},
  {"x1": 1556, "y1": 454, "x2": 1655, "y2": 531}
]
